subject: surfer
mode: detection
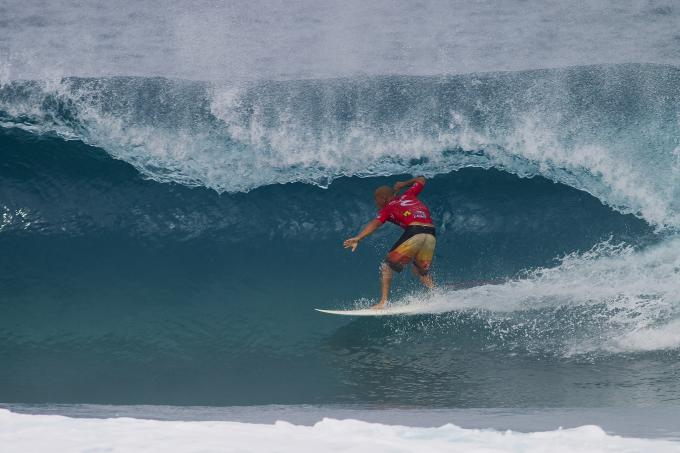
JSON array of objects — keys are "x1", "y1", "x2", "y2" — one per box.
[{"x1": 343, "y1": 176, "x2": 436, "y2": 309}]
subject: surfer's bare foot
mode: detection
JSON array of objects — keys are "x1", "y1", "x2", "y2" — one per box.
[{"x1": 371, "y1": 301, "x2": 387, "y2": 309}]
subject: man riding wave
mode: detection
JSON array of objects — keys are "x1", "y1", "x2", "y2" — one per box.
[{"x1": 343, "y1": 176, "x2": 436, "y2": 308}]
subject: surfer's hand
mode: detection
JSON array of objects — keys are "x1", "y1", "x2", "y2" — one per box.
[{"x1": 343, "y1": 237, "x2": 360, "y2": 252}]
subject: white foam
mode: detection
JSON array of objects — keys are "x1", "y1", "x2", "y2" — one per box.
[
  {"x1": 390, "y1": 238, "x2": 680, "y2": 355},
  {"x1": 0, "y1": 409, "x2": 677, "y2": 453},
  {"x1": 206, "y1": 76, "x2": 680, "y2": 228},
  {"x1": 606, "y1": 319, "x2": 680, "y2": 353}
]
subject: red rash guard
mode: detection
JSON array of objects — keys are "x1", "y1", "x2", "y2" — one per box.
[{"x1": 376, "y1": 182, "x2": 434, "y2": 229}]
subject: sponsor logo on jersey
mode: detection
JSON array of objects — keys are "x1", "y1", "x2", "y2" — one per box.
[{"x1": 399, "y1": 198, "x2": 418, "y2": 207}]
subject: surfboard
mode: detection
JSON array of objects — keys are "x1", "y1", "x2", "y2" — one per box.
[{"x1": 315, "y1": 305, "x2": 420, "y2": 316}]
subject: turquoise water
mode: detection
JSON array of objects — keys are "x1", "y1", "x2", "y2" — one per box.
[
  {"x1": 3, "y1": 123, "x2": 679, "y2": 406},
  {"x1": 1, "y1": 0, "x2": 680, "y2": 416}
]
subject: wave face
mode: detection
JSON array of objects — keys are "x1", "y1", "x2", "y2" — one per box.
[{"x1": 2, "y1": 63, "x2": 680, "y2": 407}]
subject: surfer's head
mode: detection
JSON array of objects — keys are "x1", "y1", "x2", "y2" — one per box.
[{"x1": 374, "y1": 186, "x2": 395, "y2": 208}]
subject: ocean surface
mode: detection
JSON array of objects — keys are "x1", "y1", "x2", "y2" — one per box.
[{"x1": 1, "y1": 0, "x2": 680, "y2": 450}]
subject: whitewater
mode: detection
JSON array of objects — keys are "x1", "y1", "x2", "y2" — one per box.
[
  {"x1": 2, "y1": 408, "x2": 680, "y2": 453},
  {"x1": 2, "y1": 0, "x2": 680, "y2": 450}
]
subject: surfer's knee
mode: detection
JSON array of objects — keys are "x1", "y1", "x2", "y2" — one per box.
[
  {"x1": 384, "y1": 257, "x2": 404, "y2": 273},
  {"x1": 413, "y1": 260, "x2": 430, "y2": 276}
]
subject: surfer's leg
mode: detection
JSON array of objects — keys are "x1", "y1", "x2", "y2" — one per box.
[
  {"x1": 412, "y1": 264, "x2": 435, "y2": 289},
  {"x1": 380, "y1": 247, "x2": 408, "y2": 308},
  {"x1": 375, "y1": 262, "x2": 393, "y2": 308},
  {"x1": 378, "y1": 234, "x2": 427, "y2": 308},
  {"x1": 413, "y1": 235, "x2": 436, "y2": 289}
]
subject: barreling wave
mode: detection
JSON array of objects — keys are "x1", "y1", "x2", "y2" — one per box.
[
  {"x1": 2, "y1": 63, "x2": 679, "y2": 227},
  {"x1": 2, "y1": 63, "x2": 680, "y2": 406}
]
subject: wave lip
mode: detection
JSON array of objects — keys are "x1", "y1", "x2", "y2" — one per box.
[
  {"x1": 2, "y1": 63, "x2": 680, "y2": 227},
  {"x1": 1, "y1": 409, "x2": 678, "y2": 453}
]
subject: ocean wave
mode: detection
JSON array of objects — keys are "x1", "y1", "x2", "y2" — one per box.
[
  {"x1": 1, "y1": 63, "x2": 679, "y2": 227},
  {"x1": 0, "y1": 126, "x2": 648, "y2": 244},
  {"x1": 2, "y1": 64, "x2": 679, "y2": 406}
]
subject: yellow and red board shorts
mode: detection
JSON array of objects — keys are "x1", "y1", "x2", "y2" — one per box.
[{"x1": 386, "y1": 226, "x2": 436, "y2": 274}]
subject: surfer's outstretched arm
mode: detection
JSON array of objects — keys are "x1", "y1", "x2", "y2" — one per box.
[
  {"x1": 393, "y1": 175, "x2": 426, "y2": 193},
  {"x1": 343, "y1": 219, "x2": 382, "y2": 252}
]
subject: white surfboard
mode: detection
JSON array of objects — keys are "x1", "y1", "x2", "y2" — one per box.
[{"x1": 315, "y1": 305, "x2": 421, "y2": 316}]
